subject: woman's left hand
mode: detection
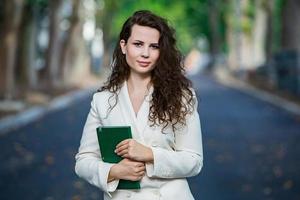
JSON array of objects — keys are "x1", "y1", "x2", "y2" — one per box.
[{"x1": 115, "y1": 139, "x2": 154, "y2": 162}]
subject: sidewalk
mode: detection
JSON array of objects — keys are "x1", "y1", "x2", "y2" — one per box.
[
  {"x1": 0, "y1": 87, "x2": 98, "y2": 136},
  {"x1": 0, "y1": 71, "x2": 108, "y2": 136},
  {"x1": 213, "y1": 67, "x2": 300, "y2": 117}
]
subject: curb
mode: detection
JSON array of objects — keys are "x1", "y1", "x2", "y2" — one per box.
[
  {"x1": 0, "y1": 87, "x2": 98, "y2": 136},
  {"x1": 213, "y1": 68, "x2": 300, "y2": 116}
]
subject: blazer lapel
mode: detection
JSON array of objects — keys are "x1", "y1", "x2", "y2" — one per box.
[
  {"x1": 118, "y1": 82, "x2": 142, "y2": 142},
  {"x1": 136, "y1": 86, "x2": 153, "y2": 138},
  {"x1": 118, "y1": 81, "x2": 153, "y2": 144}
]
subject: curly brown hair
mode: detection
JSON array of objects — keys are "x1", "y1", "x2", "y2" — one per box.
[{"x1": 99, "y1": 10, "x2": 195, "y2": 131}]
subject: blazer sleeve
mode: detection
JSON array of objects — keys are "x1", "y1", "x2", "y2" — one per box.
[
  {"x1": 146, "y1": 95, "x2": 203, "y2": 179},
  {"x1": 75, "y1": 93, "x2": 119, "y2": 196}
]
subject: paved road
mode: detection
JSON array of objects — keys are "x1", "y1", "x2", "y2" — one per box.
[
  {"x1": 189, "y1": 74, "x2": 300, "y2": 200},
  {"x1": 0, "y1": 74, "x2": 299, "y2": 200}
]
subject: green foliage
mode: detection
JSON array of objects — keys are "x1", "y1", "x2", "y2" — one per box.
[
  {"x1": 184, "y1": 1, "x2": 210, "y2": 45},
  {"x1": 110, "y1": 0, "x2": 194, "y2": 54},
  {"x1": 98, "y1": 0, "x2": 230, "y2": 54},
  {"x1": 24, "y1": 0, "x2": 48, "y2": 15},
  {"x1": 227, "y1": 0, "x2": 256, "y2": 36},
  {"x1": 272, "y1": 0, "x2": 285, "y2": 52},
  {"x1": 26, "y1": 0, "x2": 48, "y2": 7},
  {"x1": 242, "y1": 0, "x2": 256, "y2": 35},
  {"x1": 244, "y1": 0, "x2": 256, "y2": 19},
  {"x1": 219, "y1": 5, "x2": 228, "y2": 53},
  {"x1": 184, "y1": 0, "x2": 229, "y2": 53}
]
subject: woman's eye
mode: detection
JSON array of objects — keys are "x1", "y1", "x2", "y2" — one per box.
[
  {"x1": 133, "y1": 43, "x2": 142, "y2": 47},
  {"x1": 151, "y1": 45, "x2": 159, "y2": 49}
]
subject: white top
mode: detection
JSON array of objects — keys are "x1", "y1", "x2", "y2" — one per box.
[{"x1": 75, "y1": 81, "x2": 203, "y2": 200}]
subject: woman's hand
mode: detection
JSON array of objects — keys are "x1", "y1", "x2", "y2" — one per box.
[
  {"x1": 115, "y1": 139, "x2": 154, "y2": 162},
  {"x1": 108, "y1": 158, "x2": 145, "y2": 182}
]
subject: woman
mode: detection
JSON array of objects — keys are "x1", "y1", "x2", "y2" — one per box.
[{"x1": 75, "y1": 10, "x2": 203, "y2": 200}]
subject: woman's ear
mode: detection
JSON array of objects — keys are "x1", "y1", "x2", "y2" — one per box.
[{"x1": 120, "y1": 39, "x2": 126, "y2": 54}]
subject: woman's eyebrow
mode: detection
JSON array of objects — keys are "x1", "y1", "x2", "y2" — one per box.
[
  {"x1": 133, "y1": 40, "x2": 144, "y2": 43},
  {"x1": 133, "y1": 40, "x2": 158, "y2": 45}
]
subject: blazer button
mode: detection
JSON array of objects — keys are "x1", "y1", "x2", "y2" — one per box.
[
  {"x1": 151, "y1": 142, "x2": 158, "y2": 147},
  {"x1": 152, "y1": 190, "x2": 160, "y2": 196},
  {"x1": 126, "y1": 193, "x2": 131, "y2": 198}
]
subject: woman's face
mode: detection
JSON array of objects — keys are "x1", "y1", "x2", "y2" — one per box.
[{"x1": 120, "y1": 24, "x2": 160, "y2": 78}]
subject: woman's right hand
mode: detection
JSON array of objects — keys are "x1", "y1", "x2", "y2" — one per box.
[{"x1": 108, "y1": 158, "x2": 145, "y2": 182}]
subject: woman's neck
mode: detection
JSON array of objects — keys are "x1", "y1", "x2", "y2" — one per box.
[{"x1": 127, "y1": 73, "x2": 152, "y2": 92}]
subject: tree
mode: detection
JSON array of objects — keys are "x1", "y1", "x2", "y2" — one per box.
[
  {"x1": 42, "y1": 0, "x2": 63, "y2": 89},
  {"x1": 59, "y1": 0, "x2": 81, "y2": 85},
  {"x1": 281, "y1": 0, "x2": 300, "y2": 52},
  {"x1": 16, "y1": 0, "x2": 48, "y2": 94},
  {"x1": 0, "y1": 0, "x2": 25, "y2": 99},
  {"x1": 96, "y1": 0, "x2": 121, "y2": 69}
]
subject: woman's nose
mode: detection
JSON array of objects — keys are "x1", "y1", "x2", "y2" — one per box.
[{"x1": 141, "y1": 47, "x2": 150, "y2": 58}]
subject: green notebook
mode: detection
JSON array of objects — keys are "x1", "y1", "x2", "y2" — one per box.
[{"x1": 96, "y1": 126, "x2": 141, "y2": 190}]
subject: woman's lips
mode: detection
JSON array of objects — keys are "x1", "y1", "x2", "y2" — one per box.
[{"x1": 137, "y1": 61, "x2": 151, "y2": 67}]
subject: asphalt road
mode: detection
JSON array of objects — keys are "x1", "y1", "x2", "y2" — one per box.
[{"x1": 0, "y1": 74, "x2": 299, "y2": 200}]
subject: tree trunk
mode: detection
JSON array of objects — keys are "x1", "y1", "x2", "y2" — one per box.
[
  {"x1": 264, "y1": 0, "x2": 274, "y2": 61},
  {"x1": 17, "y1": 3, "x2": 39, "y2": 95},
  {"x1": 208, "y1": 0, "x2": 221, "y2": 69},
  {"x1": 59, "y1": 0, "x2": 80, "y2": 87},
  {"x1": 0, "y1": 3, "x2": 5, "y2": 98},
  {"x1": 101, "y1": 13, "x2": 113, "y2": 69},
  {"x1": 27, "y1": 6, "x2": 39, "y2": 90},
  {"x1": 100, "y1": 0, "x2": 119, "y2": 69},
  {"x1": 281, "y1": 0, "x2": 300, "y2": 51},
  {"x1": 252, "y1": 0, "x2": 267, "y2": 67},
  {"x1": 226, "y1": 0, "x2": 242, "y2": 71},
  {"x1": 0, "y1": 0, "x2": 24, "y2": 100},
  {"x1": 43, "y1": 0, "x2": 62, "y2": 90}
]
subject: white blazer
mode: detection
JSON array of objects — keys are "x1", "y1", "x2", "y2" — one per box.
[{"x1": 75, "y1": 81, "x2": 203, "y2": 200}]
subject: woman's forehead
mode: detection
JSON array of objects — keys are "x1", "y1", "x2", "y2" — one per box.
[{"x1": 129, "y1": 24, "x2": 160, "y2": 43}]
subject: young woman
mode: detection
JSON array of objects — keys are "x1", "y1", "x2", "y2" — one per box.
[{"x1": 75, "y1": 10, "x2": 203, "y2": 200}]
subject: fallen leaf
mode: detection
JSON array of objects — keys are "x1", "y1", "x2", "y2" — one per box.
[
  {"x1": 263, "y1": 187, "x2": 272, "y2": 195},
  {"x1": 45, "y1": 155, "x2": 55, "y2": 165},
  {"x1": 283, "y1": 180, "x2": 293, "y2": 190}
]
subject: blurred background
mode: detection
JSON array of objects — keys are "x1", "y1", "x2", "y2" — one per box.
[{"x1": 0, "y1": 0, "x2": 300, "y2": 199}]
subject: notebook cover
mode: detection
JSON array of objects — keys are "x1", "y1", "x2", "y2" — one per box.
[{"x1": 96, "y1": 126, "x2": 140, "y2": 189}]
